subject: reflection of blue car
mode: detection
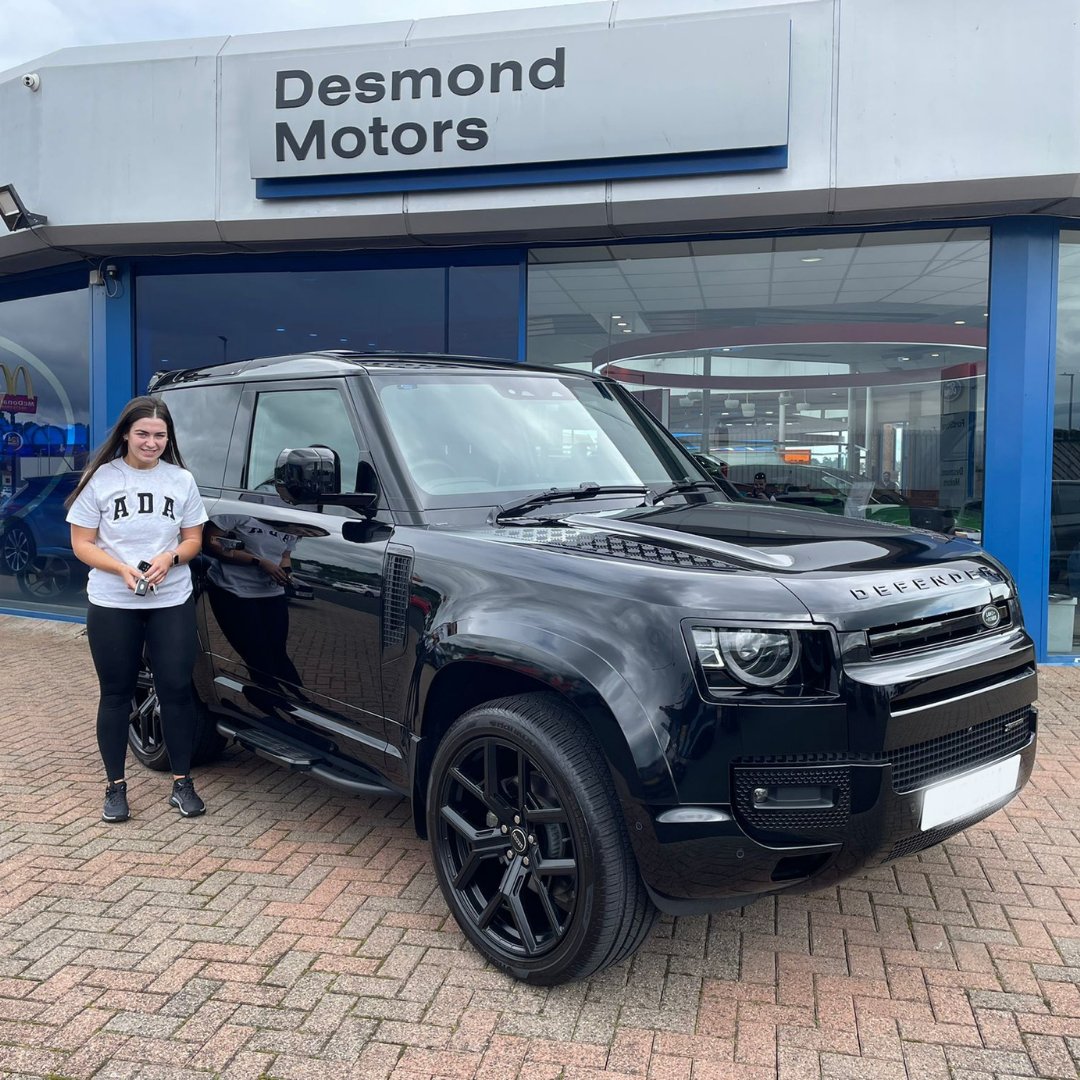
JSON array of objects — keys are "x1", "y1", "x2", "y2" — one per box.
[{"x1": 0, "y1": 472, "x2": 85, "y2": 599}]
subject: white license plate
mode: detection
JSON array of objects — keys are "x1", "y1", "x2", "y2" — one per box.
[{"x1": 920, "y1": 754, "x2": 1021, "y2": 831}]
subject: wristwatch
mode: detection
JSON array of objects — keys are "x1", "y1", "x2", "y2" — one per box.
[{"x1": 170, "y1": 551, "x2": 180, "y2": 567}]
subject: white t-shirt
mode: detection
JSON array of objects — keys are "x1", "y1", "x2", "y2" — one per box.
[
  {"x1": 66, "y1": 458, "x2": 207, "y2": 609},
  {"x1": 207, "y1": 515, "x2": 298, "y2": 599}
]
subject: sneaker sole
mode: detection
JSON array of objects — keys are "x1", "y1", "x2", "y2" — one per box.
[
  {"x1": 169, "y1": 796, "x2": 205, "y2": 817},
  {"x1": 101, "y1": 813, "x2": 129, "y2": 822}
]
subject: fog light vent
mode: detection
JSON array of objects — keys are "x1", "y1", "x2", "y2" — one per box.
[{"x1": 733, "y1": 765, "x2": 851, "y2": 835}]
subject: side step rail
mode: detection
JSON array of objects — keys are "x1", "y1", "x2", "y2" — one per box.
[{"x1": 216, "y1": 719, "x2": 396, "y2": 797}]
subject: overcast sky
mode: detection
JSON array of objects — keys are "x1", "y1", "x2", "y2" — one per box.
[{"x1": 0, "y1": 0, "x2": 587, "y2": 73}]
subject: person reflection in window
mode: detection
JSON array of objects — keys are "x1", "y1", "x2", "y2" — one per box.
[
  {"x1": 204, "y1": 516, "x2": 302, "y2": 689},
  {"x1": 749, "y1": 472, "x2": 776, "y2": 501}
]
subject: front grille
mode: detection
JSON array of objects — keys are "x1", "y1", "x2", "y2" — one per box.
[
  {"x1": 884, "y1": 808, "x2": 993, "y2": 862},
  {"x1": 867, "y1": 600, "x2": 1011, "y2": 658},
  {"x1": 732, "y1": 707, "x2": 1035, "y2": 795},
  {"x1": 890, "y1": 707, "x2": 1033, "y2": 792}
]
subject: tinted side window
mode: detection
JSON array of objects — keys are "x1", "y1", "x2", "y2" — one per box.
[
  {"x1": 159, "y1": 384, "x2": 241, "y2": 487},
  {"x1": 247, "y1": 389, "x2": 360, "y2": 493}
]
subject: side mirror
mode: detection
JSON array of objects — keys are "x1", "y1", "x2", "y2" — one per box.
[
  {"x1": 274, "y1": 446, "x2": 379, "y2": 514},
  {"x1": 275, "y1": 446, "x2": 340, "y2": 505}
]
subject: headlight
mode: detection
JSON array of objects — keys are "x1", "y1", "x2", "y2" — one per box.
[{"x1": 691, "y1": 626, "x2": 801, "y2": 688}]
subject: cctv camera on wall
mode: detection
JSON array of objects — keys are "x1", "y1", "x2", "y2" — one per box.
[{"x1": 22, "y1": 73, "x2": 41, "y2": 91}]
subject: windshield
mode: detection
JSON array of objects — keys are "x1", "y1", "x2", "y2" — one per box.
[{"x1": 371, "y1": 371, "x2": 717, "y2": 505}]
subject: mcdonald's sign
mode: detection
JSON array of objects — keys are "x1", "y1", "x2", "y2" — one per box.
[{"x1": 0, "y1": 364, "x2": 37, "y2": 414}]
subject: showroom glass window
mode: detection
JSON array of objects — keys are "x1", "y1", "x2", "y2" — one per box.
[
  {"x1": 135, "y1": 261, "x2": 521, "y2": 393},
  {"x1": 0, "y1": 287, "x2": 90, "y2": 615},
  {"x1": 1048, "y1": 232, "x2": 1080, "y2": 655},
  {"x1": 528, "y1": 230, "x2": 989, "y2": 535}
]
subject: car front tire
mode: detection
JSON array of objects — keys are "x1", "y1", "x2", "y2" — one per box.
[{"x1": 427, "y1": 692, "x2": 657, "y2": 985}]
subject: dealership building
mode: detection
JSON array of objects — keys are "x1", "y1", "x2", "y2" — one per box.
[{"x1": 1, "y1": 0, "x2": 1079, "y2": 661}]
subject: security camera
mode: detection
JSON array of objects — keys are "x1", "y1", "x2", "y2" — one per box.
[{"x1": 21, "y1": 73, "x2": 40, "y2": 91}]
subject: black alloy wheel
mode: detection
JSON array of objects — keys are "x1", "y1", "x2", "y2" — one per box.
[
  {"x1": 128, "y1": 663, "x2": 170, "y2": 770},
  {"x1": 2, "y1": 523, "x2": 34, "y2": 576},
  {"x1": 427, "y1": 693, "x2": 657, "y2": 985},
  {"x1": 127, "y1": 658, "x2": 227, "y2": 771}
]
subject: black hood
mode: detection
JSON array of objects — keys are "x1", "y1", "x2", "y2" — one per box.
[{"x1": 567, "y1": 500, "x2": 982, "y2": 575}]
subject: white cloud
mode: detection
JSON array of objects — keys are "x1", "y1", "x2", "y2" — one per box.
[{"x1": 0, "y1": 0, "x2": 589, "y2": 73}]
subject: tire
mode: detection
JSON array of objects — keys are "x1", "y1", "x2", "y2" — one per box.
[
  {"x1": 2, "y1": 522, "x2": 34, "y2": 576},
  {"x1": 426, "y1": 693, "x2": 658, "y2": 985},
  {"x1": 127, "y1": 656, "x2": 227, "y2": 771}
]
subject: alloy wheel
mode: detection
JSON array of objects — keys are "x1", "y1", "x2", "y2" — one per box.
[
  {"x1": 17, "y1": 556, "x2": 72, "y2": 599},
  {"x1": 129, "y1": 667, "x2": 165, "y2": 759},
  {"x1": 435, "y1": 736, "x2": 578, "y2": 959},
  {"x1": 2, "y1": 525, "x2": 32, "y2": 575}
]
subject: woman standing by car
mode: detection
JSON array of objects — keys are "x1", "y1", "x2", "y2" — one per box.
[{"x1": 64, "y1": 396, "x2": 208, "y2": 822}]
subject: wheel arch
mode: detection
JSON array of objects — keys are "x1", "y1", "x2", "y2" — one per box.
[{"x1": 410, "y1": 639, "x2": 676, "y2": 839}]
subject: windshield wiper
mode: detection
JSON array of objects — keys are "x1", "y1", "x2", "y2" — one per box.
[
  {"x1": 494, "y1": 483, "x2": 655, "y2": 523},
  {"x1": 648, "y1": 479, "x2": 722, "y2": 503}
]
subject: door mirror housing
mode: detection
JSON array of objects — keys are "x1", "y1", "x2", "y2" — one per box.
[{"x1": 274, "y1": 446, "x2": 378, "y2": 513}]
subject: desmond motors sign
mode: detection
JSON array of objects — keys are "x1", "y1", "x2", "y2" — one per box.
[{"x1": 248, "y1": 12, "x2": 790, "y2": 181}]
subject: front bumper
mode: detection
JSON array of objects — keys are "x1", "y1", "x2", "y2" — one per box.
[
  {"x1": 637, "y1": 721, "x2": 1036, "y2": 915},
  {"x1": 630, "y1": 630, "x2": 1038, "y2": 915}
]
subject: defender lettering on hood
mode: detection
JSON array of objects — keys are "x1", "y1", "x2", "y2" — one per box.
[{"x1": 850, "y1": 566, "x2": 1006, "y2": 599}]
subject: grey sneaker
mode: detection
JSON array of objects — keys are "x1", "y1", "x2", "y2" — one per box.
[
  {"x1": 102, "y1": 781, "x2": 129, "y2": 822},
  {"x1": 169, "y1": 777, "x2": 206, "y2": 817}
]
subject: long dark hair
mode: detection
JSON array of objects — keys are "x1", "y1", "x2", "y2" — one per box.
[{"x1": 65, "y1": 396, "x2": 187, "y2": 508}]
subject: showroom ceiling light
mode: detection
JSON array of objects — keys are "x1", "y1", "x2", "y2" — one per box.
[{"x1": 0, "y1": 184, "x2": 46, "y2": 231}]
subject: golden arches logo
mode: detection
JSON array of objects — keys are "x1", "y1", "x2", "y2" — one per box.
[{"x1": 0, "y1": 363, "x2": 37, "y2": 414}]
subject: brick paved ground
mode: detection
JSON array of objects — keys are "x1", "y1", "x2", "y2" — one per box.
[{"x1": 0, "y1": 614, "x2": 1077, "y2": 1080}]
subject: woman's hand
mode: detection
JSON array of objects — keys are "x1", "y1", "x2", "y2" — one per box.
[
  {"x1": 144, "y1": 552, "x2": 175, "y2": 587},
  {"x1": 119, "y1": 565, "x2": 145, "y2": 592},
  {"x1": 257, "y1": 558, "x2": 291, "y2": 586}
]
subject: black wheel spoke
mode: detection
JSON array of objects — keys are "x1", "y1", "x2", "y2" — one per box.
[
  {"x1": 475, "y1": 883, "x2": 506, "y2": 930},
  {"x1": 451, "y1": 763, "x2": 513, "y2": 821},
  {"x1": 439, "y1": 805, "x2": 507, "y2": 890},
  {"x1": 505, "y1": 880, "x2": 539, "y2": 955},
  {"x1": 525, "y1": 806, "x2": 567, "y2": 825},
  {"x1": 516, "y1": 749, "x2": 527, "y2": 815},
  {"x1": 482, "y1": 742, "x2": 498, "y2": 800},
  {"x1": 448, "y1": 765, "x2": 485, "y2": 806},
  {"x1": 534, "y1": 857, "x2": 576, "y2": 877},
  {"x1": 533, "y1": 875, "x2": 564, "y2": 936}
]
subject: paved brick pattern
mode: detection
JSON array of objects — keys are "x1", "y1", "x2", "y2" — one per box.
[{"x1": 0, "y1": 613, "x2": 1077, "y2": 1080}]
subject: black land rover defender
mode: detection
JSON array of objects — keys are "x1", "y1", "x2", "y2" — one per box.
[{"x1": 136, "y1": 353, "x2": 1037, "y2": 985}]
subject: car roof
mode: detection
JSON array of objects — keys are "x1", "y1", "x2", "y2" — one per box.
[{"x1": 149, "y1": 351, "x2": 606, "y2": 390}]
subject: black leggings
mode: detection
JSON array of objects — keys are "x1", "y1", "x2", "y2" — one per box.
[{"x1": 86, "y1": 598, "x2": 198, "y2": 780}]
